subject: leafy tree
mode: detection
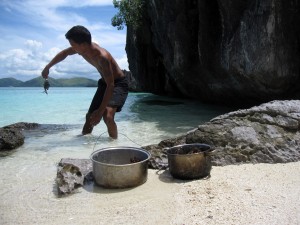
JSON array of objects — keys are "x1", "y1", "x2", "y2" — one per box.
[{"x1": 111, "y1": 0, "x2": 145, "y2": 30}]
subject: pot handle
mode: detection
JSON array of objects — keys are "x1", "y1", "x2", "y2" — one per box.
[{"x1": 204, "y1": 146, "x2": 217, "y2": 156}]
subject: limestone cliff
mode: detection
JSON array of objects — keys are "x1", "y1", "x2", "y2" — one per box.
[{"x1": 126, "y1": 0, "x2": 300, "y2": 105}]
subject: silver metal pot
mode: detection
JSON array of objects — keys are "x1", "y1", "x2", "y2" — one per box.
[
  {"x1": 90, "y1": 147, "x2": 151, "y2": 188},
  {"x1": 166, "y1": 143, "x2": 213, "y2": 180}
]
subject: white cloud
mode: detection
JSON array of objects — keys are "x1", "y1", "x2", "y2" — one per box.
[
  {"x1": 26, "y1": 40, "x2": 43, "y2": 49},
  {"x1": 1, "y1": 0, "x2": 115, "y2": 31},
  {"x1": 43, "y1": 47, "x2": 63, "y2": 61},
  {"x1": 0, "y1": 47, "x2": 42, "y2": 78},
  {"x1": 0, "y1": 0, "x2": 129, "y2": 81},
  {"x1": 0, "y1": 49, "x2": 28, "y2": 67},
  {"x1": 23, "y1": 0, "x2": 114, "y2": 8},
  {"x1": 116, "y1": 55, "x2": 129, "y2": 70},
  {"x1": 0, "y1": 42, "x2": 128, "y2": 81},
  {"x1": 25, "y1": 40, "x2": 43, "y2": 57},
  {"x1": 93, "y1": 31, "x2": 126, "y2": 46}
]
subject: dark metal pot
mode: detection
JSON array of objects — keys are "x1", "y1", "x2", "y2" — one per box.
[
  {"x1": 90, "y1": 147, "x2": 151, "y2": 188},
  {"x1": 166, "y1": 143, "x2": 213, "y2": 180}
]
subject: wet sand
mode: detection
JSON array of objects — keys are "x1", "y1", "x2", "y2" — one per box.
[{"x1": 1, "y1": 162, "x2": 300, "y2": 225}]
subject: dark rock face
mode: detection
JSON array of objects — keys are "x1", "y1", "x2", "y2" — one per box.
[
  {"x1": 0, "y1": 122, "x2": 39, "y2": 151},
  {"x1": 0, "y1": 128, "x2": 24, "y2": 151},
  {"x1": 126, "y1": 0, "x2": 300, "y2": 105},
  {"x1": 123, "y1": 69, "x2": 141, "y2": 92}
]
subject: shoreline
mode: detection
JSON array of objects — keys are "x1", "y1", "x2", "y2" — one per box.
[
  {"x1": 1, "y1": 161, "x2": 299, "y2": 224},
  {"x1": 1, "y1": 99, "x2": 300, "y2": 224}
]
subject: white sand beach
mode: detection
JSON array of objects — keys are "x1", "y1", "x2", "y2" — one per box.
[{"x1": 1, "y1": 161, "x2": 299, "y2": 225}]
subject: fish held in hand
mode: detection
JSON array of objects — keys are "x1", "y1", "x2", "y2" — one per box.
[{"x1": 43, "y1": 79, "x2": 50, "y2": 94}]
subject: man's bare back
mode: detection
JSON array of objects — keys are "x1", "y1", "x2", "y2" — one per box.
[
  {"x1": 67, "y1": 40, "x2": 124, "y2": 82},
  {"x1": 80, "y1": 43, "x2": 124, "y2": 81}
]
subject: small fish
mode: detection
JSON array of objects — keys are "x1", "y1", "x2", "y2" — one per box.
[{"x1": 43, "y1": 79, "x2": 50, "y2": 94}]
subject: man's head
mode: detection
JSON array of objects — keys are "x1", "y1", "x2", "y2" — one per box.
[{"x1": 65, "y1": 25, "x2": 91, "y2": 45}]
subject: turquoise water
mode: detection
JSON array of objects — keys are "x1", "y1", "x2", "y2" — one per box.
[
  {"x1": 0, "y1": 86, "x2": 235, "y2": 167},
  {"x1": 0, "y1": 86, "x2": 234, "y2": 171},
  {"x1": 0, "y1": 87, "x2": 94, "y2": 126},
  {"x1": 0, "y1": 87, "x2": 233, "y2": 138},
  {"x1": 0, "y1": 87, "x2": 234, "y2": 223}
]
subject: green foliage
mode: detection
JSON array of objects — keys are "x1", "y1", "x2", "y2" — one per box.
[{"x1": 111, "y1": 0, "x2": 145, "y2": 30}]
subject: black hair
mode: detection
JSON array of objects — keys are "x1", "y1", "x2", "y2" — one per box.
[{"x1": 65, "y1": 25, "x2": 92, "y2": 44}]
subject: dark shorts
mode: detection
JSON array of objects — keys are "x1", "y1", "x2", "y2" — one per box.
[{"x1": 88, "y1": 75, "x2": 129, "y2": 114}]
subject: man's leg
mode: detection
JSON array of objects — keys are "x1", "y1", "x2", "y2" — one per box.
[
  {"x1": 82, "y1": 113, "x2": 93, "y2": 135},
  {"x1": 82, "y1": 79, "x2": 105, "y2": 135},
  {"x1": 103, "y1": 107, "x2": 118, "y2": 139}
]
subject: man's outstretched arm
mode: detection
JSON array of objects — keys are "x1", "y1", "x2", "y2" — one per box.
[{"x1": 41, "y1": 47, "x2": 76, "y2": 79}]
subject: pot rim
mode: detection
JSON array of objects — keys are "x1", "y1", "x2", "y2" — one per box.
[
  {"x1": 166, "y1": 143, "x2": 212, "y2": 156},
  {"x1": 90, "y1": 146, "x2": 151, "y2": 167}
]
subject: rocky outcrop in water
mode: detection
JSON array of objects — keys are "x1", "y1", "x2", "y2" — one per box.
[
  {"x1": 126, "y1": 0, "x2": 300, "y2": 105},
  {"x1": 0, "y1": 122, "x2": 38, "y2": 151},
  {"x1": 145, "y1": 100, "x2": 300, "y2": 167}
]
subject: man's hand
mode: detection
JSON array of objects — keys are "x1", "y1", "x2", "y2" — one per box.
[{"x1": 41, "y1": 67, "x2": 49, "y2": 79}]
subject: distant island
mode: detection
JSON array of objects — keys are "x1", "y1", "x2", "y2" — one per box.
[{"x1": 0, "y1": 77, "x2": 98, "y2": 87}]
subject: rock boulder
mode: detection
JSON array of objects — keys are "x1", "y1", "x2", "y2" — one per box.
[
  {"x1": 145, "y1": 100, "x2": 300, "y2": 167},
  {"x1": 0, "y1": 122, "x2": 39, "y2": 151}
]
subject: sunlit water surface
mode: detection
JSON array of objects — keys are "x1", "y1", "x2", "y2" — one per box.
[{"x1": 0, "y1": 87, "x2": 234, "y2": 224}]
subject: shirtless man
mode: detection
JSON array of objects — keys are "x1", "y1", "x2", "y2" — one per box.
[{"x1": 41, "y1": 25, "x2": 128, "y2": 138}]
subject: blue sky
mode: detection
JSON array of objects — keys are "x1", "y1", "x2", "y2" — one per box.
[{"x1": 0, "y1": 0, "x2": 128, "y2": 81}]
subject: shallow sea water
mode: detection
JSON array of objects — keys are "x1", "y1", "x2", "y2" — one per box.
[{"x1": 0, "y1": 87, "x2": 234, "y2": 224}]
